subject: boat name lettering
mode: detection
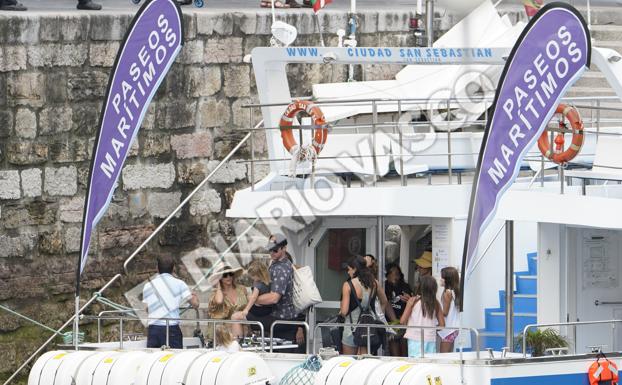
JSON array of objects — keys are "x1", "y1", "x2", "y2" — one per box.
[
  {"x1": 286, "y1": 47, "x2": 320, "y2": 57},
  {"x1": 488, "y1": 25, "x2": 583, "y2": 185},
  {"x1": 346, "y1": 47, "x2": 393, "y2": 58},
  {"x1": 399, "y1": 47, "x2": 493, "y2": 60}
]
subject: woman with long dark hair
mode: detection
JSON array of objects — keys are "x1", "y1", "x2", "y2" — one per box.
[
  {"x1": 385, "y1": 263, "x2": 413, "y2": 356},
  {"x1": 338, "y1": 256, "x2": 393, "y2": 355},
  {"x1": 439, "y1": 266, "x2": 461, "y2": 352}
]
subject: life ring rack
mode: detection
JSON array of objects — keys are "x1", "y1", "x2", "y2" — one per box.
[{"x1": 279, "y1": 100, "x2": 329, "y2": 156}]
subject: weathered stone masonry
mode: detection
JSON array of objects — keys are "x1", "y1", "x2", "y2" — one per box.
[{"x1": 0, "y1": 9, "x2": 429, "y2": 380}]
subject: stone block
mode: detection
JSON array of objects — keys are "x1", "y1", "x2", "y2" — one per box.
[
  {"x1": 0, "y1": 232, "x2": 36, "y2": 258},
  {"x1": 59, "y1": 196, "x2": 84, "y2": 223},
  {"x1": 39, "y1": 106, "x2": 72, "y2": 135},
  {"x1": 44, "y1": 166, "x2": 77, "y2": 196},
  {"x1": 140, "y1": 133, "x2": 170, "y2": 157},
  {"x1": 179, "y1": 39, "x2": 204, "y2": 64},
  {"x1": 147, "y1": 191, "x2": 182, "y2": 219},
  {"x1": 39, "y1": 15, "x2": 89, "y2": 42},
  {"x1": 27, "y1": 44, "x2": 87, "y2": 67},
  {"x1": 98, "y1": 225, "x2": 153, "y2": 250},
  {"x1": 155, "y1": 100, "x2": 197, "y2": 130},
  {"x1": 0, "y1": 74, "x2": 6, "y2": 106},
  {"x1": 223, "y1": 65, "x2": 251, "y2": 97},
  {"x1": 358, "y1": 12, "x2": 379, "y2": 34},
  {"x1": 90, "y1": 14, "x2": 133, "y2": 41},
  {"x1": 253, "y1": 13, "x2": 272, "y2": 35},
  {"x1": 7, "y1": 72, "x2": 45, "y2": 106},
  {"x1": 64, "y1": 226, "x2": 81, "y2": 253},
  {"x1": 128, "y1": 191, "x2": 147, "y2": 218},
  {"x1": 74, "y1": 138, "x2": 92, "y2": 162},
  {"x1": 183, "y1": 13, "x2": 197, "y2": 40},
  {"x1": 248, "y1": 162, "x2": 271, "y2": 184},
  {"x1": 0, "y1": 45, "x2": 27, "y2": 72},
  {"x1": 105, "y1": 201, "x2": 130, "y2": 220},
  {"x1": 21, "y1": 168, "x2": 42, "y2": 198},
  {"x1": 141, "y1": 104, "x2": 156, "y2": 131},
  {"x1": 39, "y1": 230, "x2": 63, "y2": 255},
  {"x1": 231, "y1": 97, "x2": 261, "y2": 128},
  {"x1": 196, "y1": 13, "x2": 215, "y2": 35},
  {"x1": 89, "y1": 41, "x2": 120, "y2": 67},
  {"x1": 158, "y1": 64, "x2": 185, "y2": 99},
  {"x1": 122, "y1": 162, "x2": 176, "y2": 190},
  {"x1": 128, "y1": 137, "x2": 140, "y2": 157},
  {"x1": 6, "y1": 140, "x2": 48, "y2": 165},
  {"x1": 44, "y1": 70, "x2": 67, "y2": 103},
  {"x1": 185, "y1": 66, "x2": 221, "y2": 97},
  {"x1": 67, "y1": 70, "x2": 109, "y2": 100},
  {"x1": 170, "y1": 130, "x2": 213, "y2": 159},
  {"x1": 189, "y1": 188, "x2": 221, "y2": 216},
  {"x1": 0, "y1": 170, "x2": 20, "y2": 200},
  {"x1": 72, "y1": 103, "x2": 100, "y2": 135},
  {"x1": 233, "y1": 12, "x2": 257, "y2": 35},
  {"x1": 377, "y1": 10, "x2": 410, "y2": 32},
  {"x1": 206, "y1": 160, "x2": 247, "y2": 184},
  {"x1": 204, "y1": 38, "x2": 243, "y2": 63},
  {"x1": 0, "y1": 110, "x2": 13, "y2": 138},
  {"x1": 317, "y1": 12, "x2": 349, "y2": 34},
  {"x1": 0, "y1": 16, "x2": 40, "y2": 44},
  {"x1": 48, "y1": 139, "x2": 74, "y2": 163},
  {"x1": 2, "y1": 202, "x2": 55, "y2": 228},
  {"x1": 198, "y1": 99, "x2": 230, "y2": 128},
  {"x1": 14, "y1": 108, "x2": 37, "y2": 139}
]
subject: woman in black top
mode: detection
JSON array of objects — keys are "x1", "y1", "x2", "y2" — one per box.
[{"x1": 385, "y1": 263, "x2": 413, "y2": 356}]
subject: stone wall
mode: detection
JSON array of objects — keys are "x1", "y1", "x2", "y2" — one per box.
[{"x1": 0, "y1": 8, "x2": 426, "y2": 382}]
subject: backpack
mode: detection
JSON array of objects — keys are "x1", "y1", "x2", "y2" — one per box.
[
  {"x1": 348, "y1": 280, "x2": 383, "y2": 348},
  {"x1": 588, "y1": 354, "x2": 619, "y2": 385}
]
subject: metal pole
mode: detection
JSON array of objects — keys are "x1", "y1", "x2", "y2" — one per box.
[
  {"x1": 425, "y1": 0, "x2": 434, "y2": 47},
  {"x1": 119, "y1": 318, "x2": 124, "y2": 349},
  {"x1": 447, "y1": 98, "x2": 452, "y2": 184},
  {"x1": 250, "y1": 108, "x2": 255, "y2": 191},
  {"x1": 398, "y1": 101, "x2": 406, "y2": 186},
  {"x1": 505, "y1": 220, "x2": 514, "y2": 351},
  {"x1": 166, "y1": 319, "x2": 170, "y2": 348},
  {"x1": 372, "y1": 101, "x2": 378, "y2": 186},
  {"x1": 540, "y1": 155, "x2": 545, "y2": 187},
  {"x1": 559, "y1": 165, "x2": 564, "y2": 195},
  {"x1": 377, "y1": 216, "x2": 385, "y2": 283},
  {"x1": 73, "y1": 296, "x2": 79, "y2": 350},
  {"x1": 314, "y1": 14, "x2": 326, "y2": 47}
]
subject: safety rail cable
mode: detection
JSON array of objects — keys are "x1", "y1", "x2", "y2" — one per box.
[
  {"x1": 312, "y1": 322, "x2": 480, "y2": 359},
  {"x1": 0, "y1": 304, "x2": 57, "y2": 334},
  {"x1": 84, "y1": 315, "x2": 266, "y2": 351},
  {"x1": 522, "y1": 319, "x2": 622, "y2": 357},
  {"x1": 3, "y1": 123, "x2": 260, "y2": 385}
]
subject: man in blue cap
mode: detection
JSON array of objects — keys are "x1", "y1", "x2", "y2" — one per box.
[{"x1": 251, "y1": 234, "x2": 301, "y2": 351}]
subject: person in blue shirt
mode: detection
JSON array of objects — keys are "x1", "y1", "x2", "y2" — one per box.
[{"x1": 142, "y1": 255, "x2": 199, "y2": 349}]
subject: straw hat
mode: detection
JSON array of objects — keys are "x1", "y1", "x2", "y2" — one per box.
[
  {"x1": 207, "y1": 262, "x2": 243, "y2": 287},
  {"x1": 414, "y1": 251, "x2": 433, "y2": 269}
]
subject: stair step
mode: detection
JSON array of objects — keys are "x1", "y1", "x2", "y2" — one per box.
[
  {"x1": 498, "y1": 291, "x2": 537, "y2": 313},
  {"x1": 485, "y1": 311, "x2": 537, "y2": 334},
  {"x1": 567, "y1": 86, "x2": 616, "y2": 97},
  {"x1": 575, "y1": 72, "x2": 611, "y2": 89},
  {"x1": 591, "y1": 25, "x2": 622, "y2": 42}
]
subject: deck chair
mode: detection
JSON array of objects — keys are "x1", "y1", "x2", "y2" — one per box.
[{"x1": 565, "y1": 136, "x2": 622, "y2": 194}]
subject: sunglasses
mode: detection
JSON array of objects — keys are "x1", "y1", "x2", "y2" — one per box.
[
  {"x1": 269, "y1": 247, "x2": 280, "y2": 254},
  {"x1": 222, "y1": 272, "x2": 234, "y2": 278}
]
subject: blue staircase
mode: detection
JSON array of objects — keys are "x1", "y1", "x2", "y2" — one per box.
[{"x1": 479, "y1": 252, "x2": 538, "y2": 351}]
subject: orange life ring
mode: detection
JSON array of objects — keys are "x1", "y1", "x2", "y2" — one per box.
[
  {"x1": 537, "y1": 104, "x2": 584, "y2": 165},
  {"x1": 588, "y1": 356, "x2": 619, "y2": 385},
  {"x1": 279, "y1": 100, "x2": 328, "y2": 155}
]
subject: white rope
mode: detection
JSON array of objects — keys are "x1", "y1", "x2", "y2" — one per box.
[{"x1": 289, "y1": 144, "x2": 318, "y2": 185}]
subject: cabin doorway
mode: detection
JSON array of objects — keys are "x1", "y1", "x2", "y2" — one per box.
[{"x1": 570, "y1": 228, "x2": 622, "y2": 353}]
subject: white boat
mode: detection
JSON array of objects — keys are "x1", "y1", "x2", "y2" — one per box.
[{"x1": 14, "y1": 1, "x2": 622, "y2": 385}]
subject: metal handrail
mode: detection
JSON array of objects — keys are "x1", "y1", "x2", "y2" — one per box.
[
  {"x1": 242, "y1": 95, "x2": 620, "y2": 109},
  {"x1": 312, "y1": 322, "x2": 480, "y2": 359},
  {"x1": 269, "y1": 320, "x2": 310, "y2": 353},
  {"x1": 97, "y1": 309, "x2": 139, "y2": 343},
  {"x1": 521, "y1": 319, "x2": 622, "y2": 357},
  {"x1": 84, "y1": 315, "x2": 267, "y2": 351}
]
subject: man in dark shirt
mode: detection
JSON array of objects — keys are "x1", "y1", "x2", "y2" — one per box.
[{"x1": 255, "y1": 234, "x2": 300, "y2": 351}]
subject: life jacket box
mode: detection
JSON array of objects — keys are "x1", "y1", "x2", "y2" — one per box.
[
  {"x1": 185, "y1": 351, "x2": 273, "y2": 385},
  {"x1": 134, "y1": 350, "x2": 204, "y2": 385},
  {"x1": 315, "y1": 358, "x2": 383, "y2": 385}
]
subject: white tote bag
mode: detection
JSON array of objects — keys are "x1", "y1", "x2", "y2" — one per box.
[{"x1": 292, "y1": 266, "x2": 322, "y2": 312}]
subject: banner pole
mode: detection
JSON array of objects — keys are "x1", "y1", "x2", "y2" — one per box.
[
  {"x1": 73, "y1": 295, "x2": 79, "y2": 350},
  {"x1": 314, "y1": 14, "x2": 325, "y2": 47}
]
